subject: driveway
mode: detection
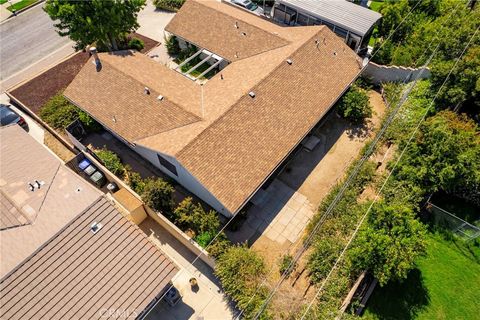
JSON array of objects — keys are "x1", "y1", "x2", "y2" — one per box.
[{"x1": 0, "y1": 93, "x2": 44, "y2": 143}]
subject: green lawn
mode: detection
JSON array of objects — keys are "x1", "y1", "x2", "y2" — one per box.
[
  {"x1": 369, "y1": 1, "x2": 384, "y2": 12},
  {"x1": 0, "y1": 0, "x2": 8, "y2": 5},
  {"x1": 7, "y1": 0, "x2": 37, "y2": 11},
  {"x1": 363, "y1": 232, "x2": 480, "y2": 320}
]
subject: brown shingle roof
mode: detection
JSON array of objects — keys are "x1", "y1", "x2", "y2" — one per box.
[
  {"x1": 177, "y1": 28, "x2": 362, "y2": 212},
  {"x1": 64, "y1": 51, "x2": 202, "y2": 143},
  {"x1": 0, "y1": 196, "x2": 178, "y2": 320},
  {"x1": 64, "y1": 0, "x2": 361, "y2": 214},
  {"x1": 165, "y1": 0, "x2": 289, "y2": 61}
]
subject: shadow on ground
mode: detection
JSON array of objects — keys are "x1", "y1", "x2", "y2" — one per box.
[{"x1": 363, "y1": 268, "x2": 430, "y2": 320}]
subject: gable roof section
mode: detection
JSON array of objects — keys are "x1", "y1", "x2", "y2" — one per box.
[
  {"x1": 165, "y1": 0, "x2": 290, "y2": 61},
  {"x1": 0, "y1": 196, "x2": 178, "y2": 320},
  {"x1": 278, "y1": 0, "x2": 382, "y2": 36},
  {"x1": 0, "y1": 125, "x2": 102, "y2": 277},
  {"x1": 0, "y1": 189, "x2": 33, "y2": 231},
  {"x1": 177, "y1": 28, "x2": 362, "y2": 213},
  {"x1": 64, "y1": 51, "x2": 202, "y2": 143}
]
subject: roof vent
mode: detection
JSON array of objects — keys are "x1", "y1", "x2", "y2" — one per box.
[
  {"x1": 112, "y1": 116, "x2": 117, "y2": 123},
  {"x1": 90, "y1": 222, "x2": 103, "y2": 234},
  {"x1": 242, "y1": 32, "x2": 247, "y2": 36},
  {"x1": 144, "y1": 87, "x2": 150, "y2": 95},
  {"x1": 248, "y1": 91, "x2": 256, "y2": 98},
  {"x1": 157, "y1": 95, "x2": 164, "y2": 101},
  {"x1": 234, "y1": 21, "x2": 239, "y2": 29},
  {"x1": 333, "y1": 51, "x2": 337, "y2": 56},
  {"x1": 286, "y1": 59, "x2": 293, "y2": 65}
]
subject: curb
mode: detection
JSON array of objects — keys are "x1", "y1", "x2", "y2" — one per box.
[{"x1": 2, "y1": 0, "x2": 45, "y2": 22}]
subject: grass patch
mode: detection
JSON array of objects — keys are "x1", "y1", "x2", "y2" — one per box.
[
  {"x1": 369, "y1": 1, "x2": 383, "y2": 12},
  {"x1": 0, "y1": 0, "x2": 8, "y2": 5},
  {"x1": 7, "y1": 0, "x2": 37, "y2": 11},
  {"x1": 363, "y1": 231, "x2": 480, "y2": 320}
]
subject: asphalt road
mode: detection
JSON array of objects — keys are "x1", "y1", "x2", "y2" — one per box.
[{"x1": 0, "y1": 4, "x2": 72, "y2": 81}]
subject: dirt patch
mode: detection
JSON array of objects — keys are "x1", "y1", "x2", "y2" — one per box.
[
  {"x1": 246, "y1": 89, "x2": 388, "y2": 317},
  {"x1": 44, "y1": 131, "x2": 75, "y2": 162},
  {"x1": 10, "y1": 52, "x2": 90, "y2": 114}
]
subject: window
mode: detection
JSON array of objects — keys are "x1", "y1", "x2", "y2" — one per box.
[
  {"x1": 296, "y1": 13, "x2": 309, "y2": 26},
  {"x1": 334, "y1": 27, "x2": 348, "y2": 39},
  {"x1": 157, "y1": 154, "x2": 177, "y2": 176}
]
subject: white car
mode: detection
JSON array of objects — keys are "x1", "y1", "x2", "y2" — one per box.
[{"x1": 232, "y1": 0, "x2": 264, "y2": 15}]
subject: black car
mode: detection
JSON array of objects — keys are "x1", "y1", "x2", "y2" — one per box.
[{"x1": 0, "y1": 104, "x2": 28, "y2": 130}]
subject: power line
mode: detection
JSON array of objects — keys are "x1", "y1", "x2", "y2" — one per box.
[
  {"x1": 140, "y1": 1, "x2": 456, "y2": 318},
  {"x1": 251, "y1": 1, "x2": 468, "y2": 318},
  {"x1": 299, "y1": 22, "x2": 480, "y2": 320}
]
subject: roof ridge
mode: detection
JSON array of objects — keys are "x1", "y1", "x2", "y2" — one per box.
[
  {"x1": 0, "y1": 196, "x2": 106, "y2": 285},
  {"x1": 191, "y1": 0, "x2": 291, "y2": 42},
  {"x1": 176, "y1": 26, "x2": 327, "y2": 159}
]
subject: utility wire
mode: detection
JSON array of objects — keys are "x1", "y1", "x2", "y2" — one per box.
[
  {"x1": 251, "y1": 1, "x2": 468, "y2": 318},
  {"x1": 140, "y1": 0, "x2": 447, "y2": 318},
  {"x1": 299, "y1": 23, "x2": 480, "y2": 320}
]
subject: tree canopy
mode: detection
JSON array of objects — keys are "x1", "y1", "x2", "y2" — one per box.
[
  {"x1": 337, "y1": 85, "x2": 372, "y2": 123},
  {"x1": 394, "y1": 110, "x2": 480, "y2": 201},
  {"x1": 215, "y1": 245, "x2": 271, "y2": 319},
  {"x1": 44, "y1": 0, "x2": 146, "y2": 50},
  {"x1": 348, "y1": 202, "x2": 427, "y2": 286}
]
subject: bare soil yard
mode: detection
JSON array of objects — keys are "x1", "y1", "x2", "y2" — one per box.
[{"x1": 248, "y1": 90, "x2": 387, "y2": 315}]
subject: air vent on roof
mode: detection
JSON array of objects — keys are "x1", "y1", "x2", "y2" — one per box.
[
  {"x1": 157, "y1": 95, "x2": 164, "y2": 101},
  {"x1": 333, "y1": 51, "x2": 337, "y2": 56},
  {"x1": 286, "y1": 59, "x2": 293, "y2": 65},
  {"x1": 112, "y1": 116, "x2": 117, "y2": 123},
  {"x1": 234, "y1": 21, "x2": 239, "y2": 29},
  {"x1": 249, "y1": 91, "x2": 256, "y2": 98},
  {"x1": 144, "y1": 87, "x2": 150, "y2": 95},
  {"x1": 242, "y1": 32, "x2": 247, "y2": 36},
  {"x1": 90, "y1": 222, "x2": 103, "y2": 234}
]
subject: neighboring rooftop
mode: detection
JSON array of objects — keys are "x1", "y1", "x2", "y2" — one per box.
[
  {"x1": 0, "y1": 125, "x2": 102, "y2": 277},
  {"x1": 0, "y1": 196, "x2": 178, "y2": 320},
  {"x1": 64, "y1": 0, "x2": 362, "y2": 214},
  {"x1": 277, "y1": 0, "x2": 382, "y2": 36}
]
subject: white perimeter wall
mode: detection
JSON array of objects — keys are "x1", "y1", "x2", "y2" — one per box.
[{"x1": 134, "y1": 143, "x2": 233, "y2": 218}]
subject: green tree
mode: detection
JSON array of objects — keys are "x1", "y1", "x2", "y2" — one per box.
[
  {"x1": 174, "y1": 197, "x2": 220, "y2": 237},
  {"x1": 348, "y1": 202, "x2": 427, "y2": 286},
  {"x1": 431, "y1": 46, "x2": 480, "y2": 110},
  {"x1": 40, "y1": 93, "x2": 80, "y2": 129},
  {"x1": 44, "y1": 0, "x2": 146, "y2": 50},
  {"x1": 337, "y1": 85, "x2": 372, "y2": 123},
  {"x1": 215, "y1": 245, "x2": 271, "y2": 319},
  {"x1": 141, "y1": 178, "x2": 175, "y2": 217},
  {"x1": 395, "y1": 111, "x2": 480, "y2": 199}
]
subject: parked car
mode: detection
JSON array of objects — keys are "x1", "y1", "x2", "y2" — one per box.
[
  {"x1": 0, "y1": 104, "x2": 28, "y2": 130},
  {"x1": 232, "y1": 0, "x2": 264, "y2": 15}
]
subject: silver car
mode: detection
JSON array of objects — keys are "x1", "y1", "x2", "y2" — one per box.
[{"x1": 232, "y1": 0, "x2": 264, "y2": 15}]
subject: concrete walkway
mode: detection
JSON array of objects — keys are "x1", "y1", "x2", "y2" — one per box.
[{"x1": 140, "y1": 217, "x2": 235, "y2": 320}]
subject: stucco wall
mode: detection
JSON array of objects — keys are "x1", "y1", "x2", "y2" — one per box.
[
  {"x1": 363, "y1": 61, "x2": 431, "y2": 84},
  {"x1": 144, "y1": 205, "x2": 216, "y2": 269},
  {"x1": 134, "y1": 143, "x2": 233, "y2": 217}
]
